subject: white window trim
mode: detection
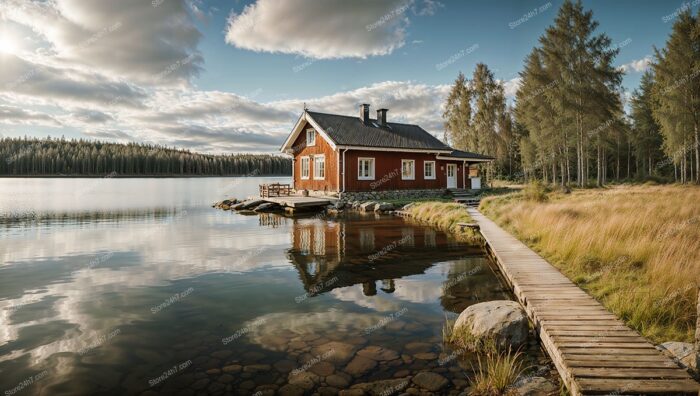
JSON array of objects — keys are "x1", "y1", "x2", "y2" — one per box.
[
  {"x1": 313, "y1": 155, "x2": 325, "y2": 180},
  {"x1": 300, "y1": 156, "x2": 310, "y2": 180},
  {"x1": 358, "y1": 157, "x2": 375, "y2": 180},
  {"x1": 424, "y1": 160, "x2": 436, "y2": 180},
  {"x1": 306, "y1": 128, "x2": 316, "y2": 146},
  {"x1": 401, "y1": 159, "x2": 415, "y2": 180}
]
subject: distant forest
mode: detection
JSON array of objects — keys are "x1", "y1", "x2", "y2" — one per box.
[{"x1": 0, "y1": 137, "x2": 291, "y2": 176}]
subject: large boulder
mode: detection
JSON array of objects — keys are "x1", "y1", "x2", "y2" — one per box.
[
  {"x1": 658, "y1": 341, "x2": 698, "y2": 372},
  {"x1": 453, "y1": 300, "x2": 528, "y2": 349}
]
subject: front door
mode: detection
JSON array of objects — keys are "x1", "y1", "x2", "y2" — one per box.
[{"x1": 446, "y1": 164, "x2": 457, "y2": 188}]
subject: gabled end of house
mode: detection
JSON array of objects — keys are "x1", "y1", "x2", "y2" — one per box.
[{"x1": 280, "y1": 104, "x2": 493, "y2": 193}]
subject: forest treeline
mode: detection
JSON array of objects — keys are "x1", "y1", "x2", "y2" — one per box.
[
  {"x1": 443, "y1": 0, "x2": 700, "y2": 186},
  {"x1": 0, "y1": 137, "x2": 291, "y2": 176}
]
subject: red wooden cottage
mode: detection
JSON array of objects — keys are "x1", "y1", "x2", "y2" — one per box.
[{"x1": 280, "y1": 104, "x2": 493, "y2": 194}]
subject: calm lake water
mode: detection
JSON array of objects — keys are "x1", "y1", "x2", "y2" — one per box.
[{"x1": 0, "y1": 177, "x2": 520, "y2": 396}]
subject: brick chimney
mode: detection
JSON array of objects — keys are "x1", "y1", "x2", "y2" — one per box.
[
  {"x1": 359, "y1": 103, "x2": 370, "y2": 124},
  {"x1": 377, "y1": 108, "x2": 388, "y2": 127}
]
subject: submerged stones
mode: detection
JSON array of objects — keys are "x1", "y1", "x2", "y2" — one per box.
[
  {"x1": 453, "y1": 300, "x2": 529, "y2": 349},
  {"x1": 512, "y1": 376, "x2": 558, "y2": 395},
  {"x1": 411, "y1": 371, "x2": 448, "y2": 392}
]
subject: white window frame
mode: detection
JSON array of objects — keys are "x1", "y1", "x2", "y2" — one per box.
[
  {"x1": 300, "y1": 156, "x2": 310, "y2": 180},
  {"x1": 423, "y1": 160, "x2": 436, "y2": 180},
  {"x1": 306, "y1": 128, "x2": 316, "y2": 146},
  {"x1": 358, "y1": 157, "x2": 375, "y2": 180},
  {"x1": 401, "y1": 159, "x2": 415, "y2": 180},
  {"x1": 313, "y1": 155, "x2": 325, "y2": 180}
]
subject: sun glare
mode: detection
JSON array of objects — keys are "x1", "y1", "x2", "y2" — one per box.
[{"x1": 0, "y1": 29, "x2": 19, "y2": 55}]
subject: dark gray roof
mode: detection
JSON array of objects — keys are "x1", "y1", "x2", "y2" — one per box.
[
  {"x1": 307, "y1": 111, "x2": 451, "y2": 151},
  {"x1": 444, "y1": 149, "x2": 494, "y2": 160}
]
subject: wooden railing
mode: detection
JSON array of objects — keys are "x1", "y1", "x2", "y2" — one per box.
[{"x1": 259, "y1": 183, "x2": 291, "y2": 198}]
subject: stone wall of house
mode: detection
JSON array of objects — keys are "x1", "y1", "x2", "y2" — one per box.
[{"x1": 337, "y1": 189, "x2": 446, "y2": 203}]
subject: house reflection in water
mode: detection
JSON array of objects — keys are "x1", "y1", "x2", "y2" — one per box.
[{"x1": 285, "y1": 213, "x2": 487, "y2": 301}]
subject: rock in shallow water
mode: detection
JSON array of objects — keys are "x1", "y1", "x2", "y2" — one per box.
[
  {"x1": 512, "y1": 376, "x2": 557, "y2": 395},
  {"x1": 344, "y1": 355, "x2": 378, "y2": 377},
  {"x1": 453, "y1": 300, "x2": 528, "y2": 349},
  {"x1": 411, "y1": 371, "x2": 448, "y2": 392},
  {"x1": 357, "y1": 345, "x2": 400, "y2": 361}
]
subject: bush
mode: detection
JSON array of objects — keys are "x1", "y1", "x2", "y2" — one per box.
[{"x1": 522, "y1": 181, "x2": 550, "y2": 202}]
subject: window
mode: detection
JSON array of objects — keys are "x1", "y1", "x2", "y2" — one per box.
[
  {"x1": 306, "y1": 129, "x2": 316, "y2": 146},
  {"x1": 358, "y1": 158, "x2": 375, "y2": 180},
  {"x1": 401, "y1": 159, "x2": 415, "y2": 180},
  {"x1": 313, "y1": 155, "x2": 325, "y2": 179},
  {"x1": 424, "y1": 161, "x2": 436, "y2": 180},
  {"x1": 300, "y1": 156, "x2": 310, "y2": 179}
]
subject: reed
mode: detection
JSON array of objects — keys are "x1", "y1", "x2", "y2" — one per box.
[
  {"x1": 480, "y1": 184, "x2": 700, "y2": 342},
  {"x1": 471, "y1": 349, "x2": 526, "y2": 395}
]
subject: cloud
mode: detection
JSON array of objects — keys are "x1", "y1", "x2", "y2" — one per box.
[
  {"x1": 69, "y1": 109, "x2": 115, "y2": 124},
  {"x1": 275, "y1": 81, "x2": 450, "y2": 133},
  {"x1": 0, "y1": 105, "x2": 61, "y2": 126},
  {"x1": 0, "y1": 0, "x2": 203, "y2": 85},
  {"x1": 502, "y1": 77, "x2": 522, "y2": 98},
  {"x1": 224, "y1": 0, "x2": 411, "y2": 59},
  {"x1": 83, "y1": 129, "x2": 133, "y2": 140},
  {"x1": 620, "y1": 56, "x2": 652, "y2": 73},
  {"x1": 0, "y1": 54, "x2": 147, "y2": 108}
]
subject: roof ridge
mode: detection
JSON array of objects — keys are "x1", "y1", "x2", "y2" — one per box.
[{"x1": 307, "y1": 110, "x2": 421, "y2": 127}]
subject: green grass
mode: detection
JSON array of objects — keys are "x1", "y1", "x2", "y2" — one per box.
[
  {"x1": 382, "y1": 196, "x2": 453, "y2": 207},
  {"x1": 403, "y1": 201, "x2": 481, "y2": 243}
]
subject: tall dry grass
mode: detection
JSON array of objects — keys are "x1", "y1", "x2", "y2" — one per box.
[{"x1": 480, "y1": 184, "x2": 700, "y2": 343}]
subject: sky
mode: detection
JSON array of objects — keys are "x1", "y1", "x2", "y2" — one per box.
[{"x1": 0, "y1": 0, "x2": 697, "y2": 154}]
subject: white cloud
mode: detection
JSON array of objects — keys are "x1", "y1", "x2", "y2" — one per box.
[
  {"x1": 0, "y1": 104, "x2": 61, "y2": 126},
  {"x1": 225, "y1": 0, "x2": 411, "y2": 59},
  {"x1": 0, "y1": 0, "x2": 203, "y2": 85},
  {"x1": 275, "y1": 81, "x2": 450, "y2": 133},
  {"x1": 620, "y1": 56, "x2": 652, "y2": 73},
  {"x1": 0, "y1": 0, "x2": 450, "y2": 154},
  {"x1": 502, "y1": 77, "x2": 522, "y2": 98}
]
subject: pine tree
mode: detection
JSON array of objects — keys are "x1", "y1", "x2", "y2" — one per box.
[
  {"x1": 630, "y1": 71, "x2": 664, "y2": 177},
  {"x1": 651, "y1": 10, "x2": 700, "y2": 184}
]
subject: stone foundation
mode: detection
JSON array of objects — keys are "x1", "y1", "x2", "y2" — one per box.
[{"x1": 337, "y1": 189, "x2": 446, "y2": 203}]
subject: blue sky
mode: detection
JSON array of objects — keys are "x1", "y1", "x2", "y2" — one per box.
[
  {"x1": 0, "y1": 0, "x2": 696, "y2": 153},
  {"x1": 195, "y1": 0, "x2": 684, "y2": 100}
]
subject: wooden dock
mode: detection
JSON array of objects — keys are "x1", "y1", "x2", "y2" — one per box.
[
  {"x1": 466, "y1": 208, "x2": 700, "y2": 395},
  {"x1": 259, "y1": 195, "x2": 331, "y2": 208}
]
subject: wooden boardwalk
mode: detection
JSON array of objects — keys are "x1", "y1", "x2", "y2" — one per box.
[{"x1": 466, "y1": 208, "x2": 700, "y2": 395}]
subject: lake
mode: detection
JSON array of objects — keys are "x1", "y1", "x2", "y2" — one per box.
[{"x1": 0, "y1": 177, "x2": 525, "y2": 395}]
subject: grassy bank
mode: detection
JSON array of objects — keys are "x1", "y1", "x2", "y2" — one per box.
[
  {"x1": 480, "y1": 184, "x2": 700, "y2": 343},
  {"x1": 403, "y1": 202, "x2": 480, "y2": 243}
]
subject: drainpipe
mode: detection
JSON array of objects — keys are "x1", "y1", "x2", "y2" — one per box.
[{"x1": 341, "y1": 148, "x2": 349, "y2": 193}]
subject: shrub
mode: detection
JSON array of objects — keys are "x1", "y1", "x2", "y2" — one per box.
[{"x1": 522, "y1": 181, "x2": 550, "y2": 202}]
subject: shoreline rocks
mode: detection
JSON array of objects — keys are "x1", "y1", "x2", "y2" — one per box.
[{"x1": 658, "y1": 341, "x2": 698, "y2": 373}]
